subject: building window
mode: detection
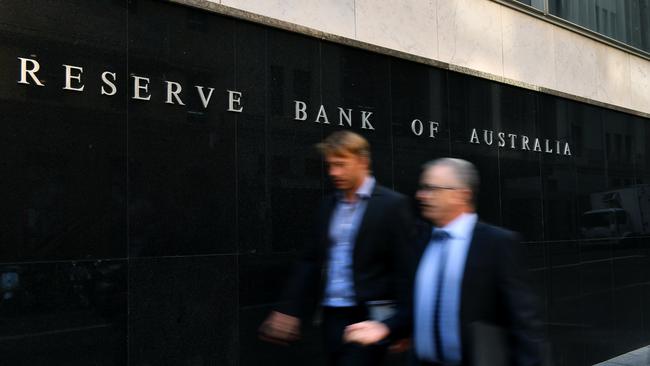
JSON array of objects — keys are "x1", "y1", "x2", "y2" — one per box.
[
  {"x1": 512, "y1": 0, "x2": 545, "y2": 11},
  {"x1": 549, "y1": 0, "x2": 650, "y2": 53},
  {"x1": 507, "y1": 0, "x2": 650, "y2": 54}
]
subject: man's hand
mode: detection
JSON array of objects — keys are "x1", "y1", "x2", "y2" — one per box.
[
  {"x1": 343, "y1": 320, "x2": 390, "y2": 345},
  {"x1": 258, "y1": 311, "x2": 301, "y2": 346}
]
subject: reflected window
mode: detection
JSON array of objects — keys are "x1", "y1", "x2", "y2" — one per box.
[
  {"x1": 572, "y1": 124, "x2": 583, "y2": 157},
  {"x1": 582, "y1": 210, "x2": 610, "y2": 228},
  {"x1": 615, "y1": 133, "x2": 622, "y2": 160}
]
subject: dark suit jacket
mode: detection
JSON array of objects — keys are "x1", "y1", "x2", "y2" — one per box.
[
  {"x1": 279, "y1": 184, "x2": 416, "y2": 323},
  {"x1": 391, "y1": 219, "x2": 542, "y2": 366}
]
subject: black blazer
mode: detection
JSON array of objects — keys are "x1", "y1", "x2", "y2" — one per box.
[
  {"x1": 279, "y1": 184, "x2": 416, "y2": 321},
  {"x1": 394, "y1": 220, "x2": 542, "y2": 366}
]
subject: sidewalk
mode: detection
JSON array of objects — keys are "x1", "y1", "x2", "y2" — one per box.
[{"x1": 595, "y1": 346, "x2": 650, "y2": 366}]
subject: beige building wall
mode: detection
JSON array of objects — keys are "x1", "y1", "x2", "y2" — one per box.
[{"x1": 188, "y1": 0, "x2": 650, "y2": 116}]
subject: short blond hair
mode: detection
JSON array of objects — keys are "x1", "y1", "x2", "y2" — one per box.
[{"x1": 316, "y1": 131, "x2": 371, "y2": 162}]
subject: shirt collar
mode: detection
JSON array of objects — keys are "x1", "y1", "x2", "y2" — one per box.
[
  {"x1": 337, "y1": 176, "x2": 375, "y2": 201},
  {"x1": 356, "y1": 176, "x2": 375, "y2": 198},
  {"x1": 434, "y1": 212, "x2": 478, "y2": 240}
]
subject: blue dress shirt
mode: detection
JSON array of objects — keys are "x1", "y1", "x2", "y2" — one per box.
[
  {"x1": 415, "y1": 213, "x2": 478, "y2": 364},
  {"x1": 322, "y1": 176, "x2": 375, "y2": 307}
]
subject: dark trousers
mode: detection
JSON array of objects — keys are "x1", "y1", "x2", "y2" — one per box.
[
  {"x1": 416, "y1": 361, "x2": 457, "y2": 366},
  {"x1": 322, "y1": 306, "x2": 388, "y2": 366},
  {"x1": 415, "y1": 358, "x2": 462, "y2": 366},
  {"x1": 412, "y1": 351, "x2": 462, "y2": 366}
]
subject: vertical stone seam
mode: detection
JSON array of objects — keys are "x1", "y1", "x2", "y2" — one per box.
[
  {"x1": 388, "y1": 61, "x2": 394, "y2": 189},
  {"x1": 552, "y1": 27, "x2": 559, "y2": 95},
  {"x1": 623, "y1": 53, "x2": 632, "y2": 110},
  {"x1": 353, "y1": 0, "x2": 357, "y2": 39},
  {"x1": 125, "y1": 1, "x2": 131, "y2": 365},
  {"x1": 434, "y1": 0, "x2": 439, "y2": 60},
  {"x1": 233, "y1": 21, "x2": 241, "y2": 366},
  {"x1": 499, "y1": 4, "x2": 505, "y2": 79}
]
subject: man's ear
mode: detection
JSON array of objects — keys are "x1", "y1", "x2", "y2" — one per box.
[
  {"x1": 360, "y1": 155, "x2": 371, "y2": 170},
  {"x1": 459, "y1": 189, "x2": 473, "y2": 205}
]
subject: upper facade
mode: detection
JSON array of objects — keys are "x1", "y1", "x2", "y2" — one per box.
[{"x1": 187, "y1": 0, "x2": 650, "y2": 117}]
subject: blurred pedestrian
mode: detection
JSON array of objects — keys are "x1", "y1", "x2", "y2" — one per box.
[
  {"x1": 260, "y1": 130, "x2": 415, "y2": 366},
  {"x1": 345, "y1": 158, "x2": 542, "y2": 366}
]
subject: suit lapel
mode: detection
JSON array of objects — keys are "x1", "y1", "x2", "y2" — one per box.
[
  {"x1": 463, "y1": 222, "x2": 483, "y2": 274},
  {"x1": 323, "y1": 194, "x2": 338, "y2": 220},
  {"x1": 416, "y1": 221, "x2": 433, "y2": 255},
  {"x1": 352, "y1": 184, "x2": 384, "y2": 253},
  {"x1": 461, "y1": 222, "x2": 486, "y2": 295},
  {"x1": 320, "y1": 194, "x2": 338, "y2": 250},
  {"x1": 459, "y1": 222, "x2": 486, "y2": 329}
]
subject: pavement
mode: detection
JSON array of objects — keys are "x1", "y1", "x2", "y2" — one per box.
[{"x1": 595, "y1": 346, "x2": 650, "y2": 366}]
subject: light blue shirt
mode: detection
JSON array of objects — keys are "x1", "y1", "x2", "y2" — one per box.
[
  {"x1": 322, "y1": 176, "x2": 375, "y2": 307},
  {"x1": 415, "y1": 212, "x2": 478, "y2": 364}
]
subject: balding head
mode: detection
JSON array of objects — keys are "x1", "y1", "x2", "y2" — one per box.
[
  {"x1": 416, "y1": 158, "x2": 479, "y2": 226},
  {"x1": 422, "y1": 158, "x2": 479, "y2": 204}
]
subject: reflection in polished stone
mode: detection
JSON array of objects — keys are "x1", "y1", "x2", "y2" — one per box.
[
  {"x1": 391, "y1": 59, "x2": 449, "y2": 199},
  {"x1": 129, "y1": 256, "x2": 237, "y2": 366},
  {"x1": 321, "y1": 42, "x2": 392, "y2": 186},
  {"x1": 266, "y1": 30, "x2": 324, "y2": 254},
  {"x1": 127, "y1": 0, "x2": 237, "y2": 257},
  {"x1": 447, "y1": 72, "x2": 501, "y2": 227},
  {"x1": 0, "y1": 0, "x2": 128, "y2": 262},
  {"x1": 0, "y1": 260, "x2": 126, "y2": 366}
]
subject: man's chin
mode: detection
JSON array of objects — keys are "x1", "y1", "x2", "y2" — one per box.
[{"x1": 420, "y1": 210, "x2": 437, "y2": 222}]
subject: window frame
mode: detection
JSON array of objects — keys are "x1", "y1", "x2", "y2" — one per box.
[{"x1": 493, "y1": 0, "x2": 650, "y2": 60}]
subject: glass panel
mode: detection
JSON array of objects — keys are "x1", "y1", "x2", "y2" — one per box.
[
  {"x1": 549, "y1": 0, "x2": 650, "y2": 53},
  {"x1": 513, "y1": 0, "x2": 545, "y2": 10}
]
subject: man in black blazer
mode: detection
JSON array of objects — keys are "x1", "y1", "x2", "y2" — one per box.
[
  {"x1": 259, "y1": 131, "x2": 415, "y2": 366},
  {"x1": 345, "y1": 158, "x2": 542, "y2": 366}
]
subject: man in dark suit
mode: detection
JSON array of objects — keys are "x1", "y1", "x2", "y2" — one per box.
[
  {"x1": 344, "y1": 158, "x2": 542, "y2": 366},
  {"x1": 259, "y1": 131, "x2": 415, "y2": 366}
]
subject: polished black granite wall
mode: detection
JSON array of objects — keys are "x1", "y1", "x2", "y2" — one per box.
[{"x1": 1, "y1": 1, "x2": 649, "y2": 365}]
